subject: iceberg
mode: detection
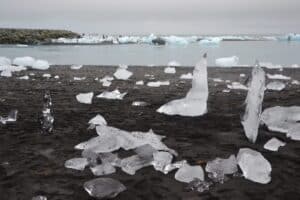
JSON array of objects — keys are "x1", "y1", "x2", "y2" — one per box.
[
  {"x1": 76, "y1": 92, "x2": 94, "y2": 104},
  {"x1": 291, "y1": 80, "x2": 300, "y2": 85},
  {"x1": 64, "y1": 157, "x2": 89, "y2": 171},
  {"x1": 157, "y1": 54, "x2": 208, "y2": 116},
  {"x1": 237, "y1": 148, "x2": 272, "y2": 184},
  {"x1": 0, "y1": 110, "x2": 18, "y2": 125},
  {"x1": 132, "y1": 101, "x2": 148, "y2": 106},
  {"x1": 241, "y1": 63, "x2": 265, "y2": 143},
  {"x1": 32, "y1": 60, "x2": 50, "y2": 70},
  {"x1": 227, "y1": 82, "x2": 248, "y2": 90},
  {"x1": 13, "y1": 56, "x2": 35, "y2": 67},
  {"x1": 264, "y1": 138, "x2": 286, "y2": 151},
  {"x1": 162, "y1": 36, "x2": 189, "y2": 45},
  {"x1": 0, "y1": 57, "x2": 11, "y2": 66},
  {"x1": 199, "y1": 37, "x2": 222, "y2": 46},
  {"x1": 114, "y1": 65, "x2": 133, "y2": 80},
  {"x1": 70, "y1": 65, "x2": 83, "y2": 70},
  {"x1": 267, "y1": 74, "x2": 291, "y2": 80},
  {"x1": 180, "y1": 73, "x2": 193, "y2": 79},
  {"x1": 97, "y1": 89, "x2": 127, "y2": 100},
  {"x1": 175, "y1": 164, "x2": 204, "y2": 183},
  {"x1": 164, "y1": 67, "x2": 176, "y2": 74},
  {"x1": 266, "y1": 81, "x2": 285, "y2": 91},
  {"x1": 84, "y1": 178, "x2": 126, "y2": 199},
  {"x1": 147, "y1": 81, "x2": 170, "y2": 87},
  {"x1": 215, "y1": 56, "x2": 239, "y2": 67}
]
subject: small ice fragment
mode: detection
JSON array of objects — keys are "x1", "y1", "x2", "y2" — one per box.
[
  {"x1": 114, "y1": 65, "x2": 133, "y2": 80},
  {"x1": 164, "y1": 160, "x2": 187, "y2": 174},
  {"x1": 90, "y1": 163, "x2": 116, "y2": 176},
  {"x1": 237, "y1": 148, "x2": 272, "y2": 184},
  {"x1": 266, "y1": 81, "x2": 285, "y2": 91},
  {"x1": 215, "y1": 56, "x2": 239, "y2": 67},
  {"x1": 242, "y1": 63, "x2": 265, "y2": 143},
  {"x1": 187, "y1": 178, "x2": 212, "y2": 193},
  {"x1": 42, "y1": 73, "x2": 51, "y2": 78},
  {"x1": 152, "y1": 151, "x2": 173, "y2": 173},
  {"x1": 287, "y1": 124, "x2": 300, "y2": 141},
  {"x1": 240, "y1": 73, "x2": 246, "y2": 77},
  {"x1": 132, "y1": 101, "x2": 148, "y2": 106},
  {"x1": 74, "y1": 77, "x2": 86, "y2": 81},
  {"x1": 0, "y1": 57, "x2": 11, "y2": 65},
  {"x1": 32, "y1": 60, "x2": 50, "y2": 70},
  {"x1": 175, "y1": 164, "x2": 204, "y2": 183},
  {"x1": 180, "y1": 73, "x2": 193, "y2": 79},
  {"x1": 13, "y1": 56, "x2": 35, "y2": 66},
  {"x1": 120, "y1": 154, "x2": 153, "y2": 175},
  {"x1": 167, "y1": 61, "x2": 181, "y2": 67},
  {"x1": 0, "y1": 110, "x2": 18, "y2": 124},
  {"x1": 205, "y1": 154, "x2": 238, "y2": 183},
  {"x1": 264, "y1": 138, "x2": 286, "y2": 151},
  {"x1": 76, "y1": 92, "x2": 94, "y2": 104},
  {"x1": 65, "y1": 157, "x2": 89, "y2": 171},
  {"x1": 84, "y1": 178, "x2": 126, "y2": 199},
  {"x1": 213, "y1": 78, "x2": 223, "y2": 82},
  {"x1": 97, "y1": 89, "x2": 127, "y2": 100},
  {"x1": 227, "y1": 82, "x2": 248, "y2": 90},
  {"x1": 18, "y1": 75, "x2": 29, "y2": 80},
  {"x1": 88, "y1": 114, "x2": 107, "y2": 127},
  {"x1": 267, "y1": 74, "x2": 291, "y2": 80},
  {"x1": 147, "y1": 81, "x2": 170, "y2": 87},
  {"x1": 222, "y1": 89, "x2": 230, "y2": 93},
  {"x1": 70, "y1": 65, "x2": 83, "y2": 70},
  {"x1": 164, "y1": 67, "x2": 176, "y2": 74},
  {"x1": 54, "y1": 75, "x2": 59, "y2": 79},
  {"x1": 135, "y1": 80, "x2": 144, "y2": 85},
  {"x1": 32, "y1": 196, "x2": 47, "y2": 200}
]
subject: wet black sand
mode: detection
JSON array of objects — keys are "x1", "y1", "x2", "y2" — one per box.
[{"x1": 0, "y1": 66, "x2": 299, "y2": 200}]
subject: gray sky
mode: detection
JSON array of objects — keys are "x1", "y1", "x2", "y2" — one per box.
[{"x1": 0, "y1": 0, "x2": 299, "y2": 34}]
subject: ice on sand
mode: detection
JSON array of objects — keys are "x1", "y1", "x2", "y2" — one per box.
[
  {"x1": 90, "y1": 163, "x2": 116, "y2": 176},
  {"x1": 74, "y1": 77, "x2": 86, "y2": 81},
  {"x1": 147, "y1": 81, "x2": 170, "y2": 87},
  {"x1": 227, "y1": 82, "x2": 248, "y2": 90},
  {"x1": 199, "y1": 37, "x2": 222, "y2": 46},
  {"x1": 97, "y1": 89, "x2": 127, "y2": 100},
  {"x1": 76, "y1": 92, "x2": 94, "y2": 104},
  {"x1": 205, "y1": 154, "x2": 238, "y2": 183},
  {"x1": 114, "y1": 65, "x2": 133, "y2": 80},
  {"x1": 237, "y1": 148, "x2": 272, "y2": 184},
  {"x1": 32, "y1": 60, "x2": 50, "y2": 70},
  {"x1": 32, "y1": 196, "x2": 47, "y2": 200},
  {"x1": 215, "y1": 56, "x2": 239, "y2": 67},
  {"x1": 164, "y1": 160, "x2": 187, "y2": 174},
  {"x1": 120, "y1": 154, "x2": 153, "y2": 175},
  {"x1": 84, "y1": 178, "x2": 126, "y2": 199},
  {"x1": 264, "y1": 138, "x2": 286, "y2": 151},
  {"x1": 261, "y1": 106, "x2": 300, "y2": 141},
  {"x1": 132, "y1": 101, "x2": 148, "y2": 106},
  {"x1": 135, "y1": 80, "x2": 144, "y2": 85},
  {"x1": 43, "y1": 73, "x2": 51, "y2": 78},
  {"x1": 0, "y1": 110, "x2": 18, "y2": 125},
  {"x1": 0, "y1": 57, "x2": 11, "y2": 65},
  {"x1": 266, "y1": 81, "x2": 285, "y2": 91},
  {"x1": 164, "y1": 67, "x2": 176, "y2": 74},
  {"x1": 241, "y1": 63, "x2": 265, "y2": 143},
  {"x1": 88, "y1": 114, "x2": 107, "y2": 127},
  {"x1": 18, "y1": 75, "x2": 29, "y2": 80},
  {"x1": 267, "y1": 74, "x2": 291, "y2": 80},
  {"x1": 157, "y1": 54, "x2": 208, "y2": 116},
  {"x1": 180, "y1": 73, "x2": 193, "y2": 79},
  {"x1": 64, "y1": 157, "x2": 89, "y2": 171},
  {"x1": 13, "y1": 56, "x2": 35, "y2": 67},
  {"x1": 100, "y1": 76, "x2": 114, "y2": 87},
  {"x1": 70, "y1": 65, "x2": 83, "y2": 70},
  {"x1": 175, "y1": 164, "x2": 204, "y2": 183},
  {"x1": 152, "y1": 151, "x2": 173, "y2": 173}
]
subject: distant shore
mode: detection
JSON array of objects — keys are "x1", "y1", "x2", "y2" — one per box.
[{"x1": 0, "y1": 28, "x2": 80, "y2": 45}]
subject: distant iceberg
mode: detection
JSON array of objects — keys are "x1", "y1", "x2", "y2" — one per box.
[{"x1": 215, "y1": 56, "x2": 239, "y2": 67}]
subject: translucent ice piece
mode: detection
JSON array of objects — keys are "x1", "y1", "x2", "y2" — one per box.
[
  {"x1": 76, "y1": 92, "x2": 94, "y2": 104},
  {"x1": 65, "y1": 157, "x2": 89, "y2": 171},
  {"x1": 175, "y1": 164, "x2": 204, "y2": 183},
  {"x1": 263, "y1": 138, "x2": 286, "y2": 151}
]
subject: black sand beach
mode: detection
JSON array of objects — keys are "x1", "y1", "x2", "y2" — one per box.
[{"x1": 0, "y1": 66, "x2": 299, "y2": 200}]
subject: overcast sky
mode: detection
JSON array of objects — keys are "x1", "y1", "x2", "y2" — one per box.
[{"x1": 0, "y1": 0, "x2": 299, "y2": 34}]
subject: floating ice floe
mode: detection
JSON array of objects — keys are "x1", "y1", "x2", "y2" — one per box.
[
  {"x1": 180, "y1": 73, "x2": 193, "y2": 79},
  {"x1": 0, "y1": 110, "x2": 18, "y2": 125},
  {"x1": 175, "y1": 164, "x2": 204, "y2": 183},
  {"x1": 88, "y1": 114, "x2": 107, "y2": 128},
  {"x1": 222, "y1": 89, "x2": 230, "y2": 93},
  {"x1": 70, "y1": 65, "x2": 83, "y2": 70},
  {"x1": 84, "y1": 178, "x2": 126, "y2": 199},
  {"x1": 215, "y1": 56, "x2": 239, "y2": 67},
  {"x1": 135, "y1": 80, "x2": 144, "y2": 85},
  {"x1": 261, "y1": 106, "x2": 300, "y2": 141},
  {"x1": 13, "y1": 56, "x2": 35, "y2": 66},
  {"x1": 76, "y1": 92, "x2": 94, "y2": 104},
  {"x1": 42, "y1": 73, "x2": 51, "y2": 78},
  {"x1": 97, "y1": 89, "x2": 127, "y2": 100},
  {"x1": 64, "y1": 157, "x2": 89, "y2": 171},
  {"x1": 74, "y1": 77, "x2": 86, "y2": 81},
  {"x1": 205, "y1": 154, "x2": 238, "y2": 183},
  {"x1": 132, "y1": 101, "x2": 148, "y2": 106},
  {"x1": 241, "y1": 63, "x2": 265, "y2": 143},
  {"x1": 260, "y1": 62, "x2": 283, "y2": 69},
  {"x1": 227, "y1": 82, "x2": 248, "y2": 90},
  {"x1": 157, "y1": 54, "x2": 208, "y2": 116},
  {"x1": 32, "y1": 196, "x2": 47, "y2": 200},
  {"x1": 147, "y1": 81, "x2": 170, "y2": 87},
  {"x1": 18, "y1": 75, "x2": 29, "y2": 80},
  {"x1": 267, "y1": 74, "x2": 291, "y2": 80},
  {"x1": 167, "y1": 61, "x2": 181, "y2": 67},
  {"x1": 114, "y1": 65, "x2": 133, "y2": 80},
  {"x1": 237, "y1": 148, "x2": 272, "y2": 184},
  {"x1": 199, "y1": 37, "x2": 222, "y2": 46},
  {"x1": 266, "y1": 81, "x2": 285, "y2": 91},
  {"x1": 164, "y1": 67, "x2": 176, "y2": 74},
  {"x1": 0, "y1": 57, "x2": 11, "y2": 65},
  {"x1": 32, "y1": 60, "x2": 50, "y2": 70},
  {"x1": 264, "y1": 138, "x2": 286, "y2": 151}
]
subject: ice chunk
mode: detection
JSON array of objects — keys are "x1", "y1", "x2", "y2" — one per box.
[
  {"x1": 81, "y1": 149, "x2": 99, "y2": 166},
  {"x1": 157, "y1": 54, "x2": 208, "y2": 116},
  {"x1": 175, "y1": 164, "x2": 204, "y2": 183},
  {"x1": 180, "y1": 73, "x2": 193, "y2": 79},
  {"x1": 84, "y1": 178, "x2": 126, "y2": 199},
  {"x1": 287, "y1": 124, "x2": 300, "y2": 141},
  {"x1": 90, "y1": 163, "x2": 116, "y2": 176},
  {"x1": 260, "y1": 62, "x2": 283, "y2": 69},
  {"x1": 267, "y1": 74, "x2": 291, "y2": 80},
  {"x1": 64, "y1": 157, "x2": 89, "y2": 171},
  {"x1": 99, "y1": 152, "x2": 121, "y2": 167},
  {"x1": 1, "y1": 70, "x2": 12, "y2": 77},
  {"x1": 120, "y1": 154, "x2": 153, "y2": 175},
  {"x1": 213, "y1": 78, "x2": 223, "y2": 82},
  {"x1": 18, "y1": 75, "x2": 29, "y2": 80},
  {"x1": 0, "y1": 110, "x2": 18, "y2": 124},
  {"x1": 152, "y1": 151, "x2": 173, "y2": 173},
  {"x1": 0, "y1": 57, "x2": 11, "y2": 65},
  {"x1": 164, "y1": 67, "x2": 176, "y2": 74},
  {"x1": 266, "y1": 81, "x2": 285, "y2": 91},
  {"x1": 163, "y1": 160, "x2": 187, "y2": 174},
  {"x1": 187, "y1": 178, "x2": 212, "y2": 193},
  {"x1": 291, "y1": 80, "x2": 300, "y2": 85},
  {"x1": 227, "y1": 82, "x2": 248, "y2": 90},
  {"x1": 76, "y1": 92, "x2": 94, "y2": 104},
  {"x1": 88, "y1": 114, "x2": 107, "y2": 127},
  {"x1": 74, "y1": 77, "x2": 86, "y2": 81},
  {"x1": 167, "y1": 61, "x2": 181, "y2": 67},
  {"x1": 264, "y1": 138, "x2": 286, "y2": 151},
  {"x1": 13, "y1": 56, "x2": 35, "y2": 66},
  {"x1": 42, "y1": 73, "x2": 51, "y2": 78},
  {"x1": 97, "y1": 89, "x2": 127, "y2": 100},
  {"x1": 215, "y1": 56, "x2": 239, "y2": 67},
  {"x1": 32, "y1": 60, "x2": 50, "y2": 70},
  {"x1": 240, "y1": 73, "x2": 246, "y2": 77},
  {"x1": 32, "y1": 196, "x2": 47, "y2": 200},
  {"x1": 114, "y1": 65, "x2": 133, "y2": 80},
  {"x1": 241, "y1": 63, "x2": 265, "y2": 143},
  {"x1": 132, "y1": 101, "x2": 148, "y2": 106},
  {"x1": 222, "y1": 89, "x2": 230, "y2": 93},
  {"x1": 100, "y1": 76, "x2": 114, "y2": 87},
  {"x1": 70, "y1": 65, "x2": 83, "y2": 70},
  {"x1": 205, "y1": 155, "x2": 237, "y2": 183},
  {"x1": 147, "y1": 81, "x2": 170, "y2": 87},
  {"x1": 54, "y1": 75, "x2": 59, "y2": 79},
  {"x1": 237, "y1": 148, "x2": 272, "y2": 184},
  {"x1": 135, "y1": 80, "x2": 144, "y2": 85}
]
